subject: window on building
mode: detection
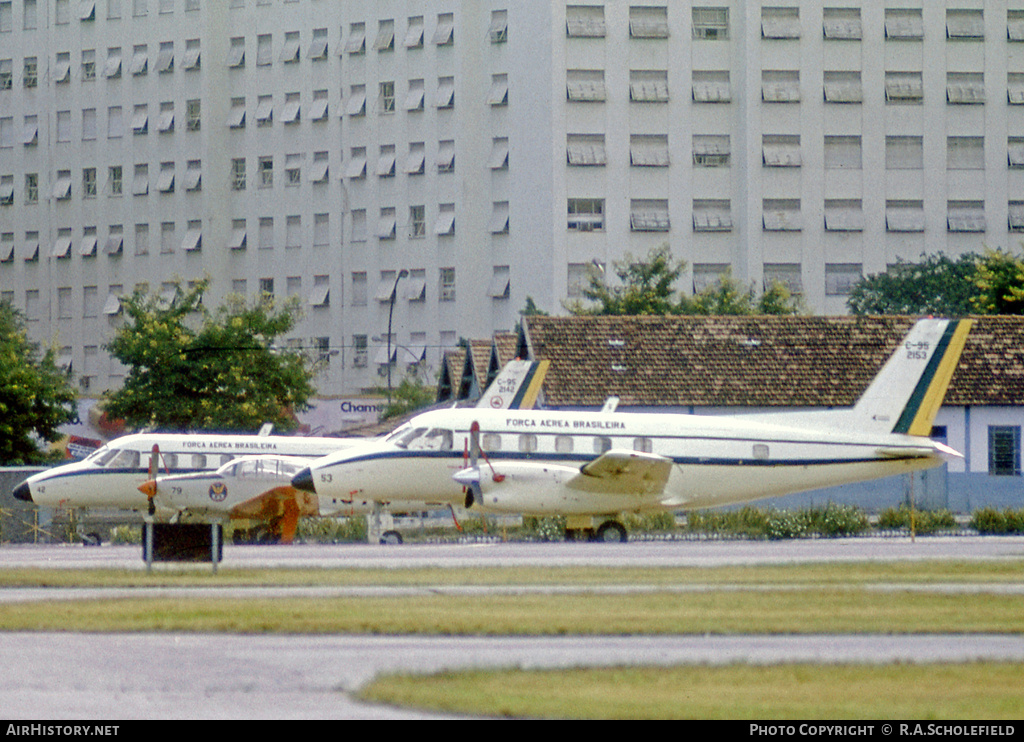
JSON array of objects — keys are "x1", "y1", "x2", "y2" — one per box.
[
  {"x1": 948, "y1": 72, "x2": 985, "y2": 104},
  {"x1": 948, "y1": 137, "x2": 985, "y2": 170},
  {"x1": 762, "y1": 7, "x2": 800, "y2": 39},
  {"x1": 435, "y1": 204, "x2": 455, "y2": 236},
  {"x1": 947, "y1": 201, "x2": 986, "y2": 232},
  {"x1": 567, "y1": 134, "x2": 606, "y2": 166},
  {"x1": 886, "y1": 136, "x2": 924, "y2": 170},
  {"x1": 433, "y1": 12, "x2": 454, "y2": 45},
  {"x1": 988, "y1": 426, "x2": 1021, "y2": 476},
  {"x1": 823, "y1": 135, "x2": 862, "y2": 169},
  {"x1": 692, "y1": 70, "x2": 730, "y2": 102},
  {"x1": 947, "y1": 9, "x2": 984, "y2": 40},
  {"x1": 629, "y1": 70, "x2": 668, "y2": 102},
  {"x1": 692, "y1": 199, "x2": 732, "y2": 232},
  {"x1": 281, "y1": 31, "x2": 300, "y2": 63},
  {"x1": 567, "y1": 69, "x2": 605, "y2": 102},
  {"x1": 693, "y1": 134, "x2": 730, "y2": 167},
  {"x1": 763, "y1": 263, "x2": 803, "y2": 294},
  {"x1": 374, "y1": 19, "x2": 394, "y2": 52},
  {"x1": 379, "y1": 81, "x2": 395, "y2": 113},
  {"x1": 231, "y1": 158, "x2": 245, "y2": 190},
  {"x1": 630, "y1": 135, "x2": 670, "y2": 167},
  {"x1": 824, "y1": 200, "x2": 864, "y2": 232},
  {"x1": 490, "y1": 202, "x2": 510, "y2": 234},
  {"x1": 630, "y1": 199, "x2": 670, "y2": 232},
  {"x1": 105, "y1": 47, "x2": 122, "y2": 78},
  {"x1": 377, "y1": 145, "x2": 396, "y2": 177},
  {"x1": 568, "y1": 198, "x2": 604, "y2": 231},
  {"x1": 345, "y1": 22, "x2": 366, "y2": 55},
  {"x1": 1008, "y1": 202, "x2": 1024, "y2": 233},
  {"x1": 762, "y1": 199, "x2": 801, "y2": 231},
  {"x1": 566, "y1": 5, "x2": 604, "y2": 38},
  {"x1": 823, "y1": 7, "x2": 861, "y2": 39},
  {"x1": 439, "y1": 267, "x2": 456, "y2": 301},
  {"x1": 377, "y1": 208, "x2": 396, "y2": 240},
  {"x1": 405, "y1": 16, "x2": 425, "y2": 48},
  {"x1": 825, "y1": 264, "x2": 862, "y2": 296},
  {"x1": 489, "y1": 10, "x2": 508, "y2": 43},
  {"x1": 763, "y1": 135, "x2": 801, "y2": 167},
  {"x1": 762, "y1": 70, "x2": 800, "y2": 102},
  {"x1": 823, "y1": 71, "x2": 862, "y2": 103},
  {"x1": 437, "y1": 140, "x2": 455, "y2": 172},
  {"x1": 630, "y1": 6, "x2": 668, "y2": 38},
  {"x1": 885, "y1": 71, "x2": 924, "y2": 103},
  {"x1": 692, "y1": 7, "x2": 728, "y2": 40},
  {"x1": 488, "y1": 74, "x2": 509, "y2": 106},
  {"x1": 256, "y1": 34, "x2": 272, "y2": 66},
  {"x1": 488, "y1": 138, "x2": 509, "y2": 170},
  {"x1": 1010, "y1": 138, "x2": 1024, "y2": 169},
  {"x1": 885, "y1": 8, "x2": 922, "y2": 39},
  {"x1": 886, "y1": 200, "x2": 925, "y2": 233}
]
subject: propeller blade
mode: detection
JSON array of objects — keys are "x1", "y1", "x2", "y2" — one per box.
[
  {"x1": 147, "y1": 444, "x2": 159, "y2": 516},
  {"x1": 469, "y1": 421, "x2": 480, "y2": 469}
]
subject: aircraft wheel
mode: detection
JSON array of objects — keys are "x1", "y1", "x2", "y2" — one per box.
[
  {"x1": 380, "y1": 530, "x2": 404, "y2": 545},
  {"x1": 595, "y1": 521, "x2": 628, "y2": 543}
]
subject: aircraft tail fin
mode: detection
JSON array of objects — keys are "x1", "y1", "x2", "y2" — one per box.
[
  {"x1": 852, "y1": 318, "x2": 972, "y2": 436},
  {"x1": 476, "y1": 359, "x2": 549, "y2": 410}
]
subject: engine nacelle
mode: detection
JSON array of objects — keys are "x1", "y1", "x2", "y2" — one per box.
[{"x1": 472, "y1": 462, "x2": 644, "y2": 515}]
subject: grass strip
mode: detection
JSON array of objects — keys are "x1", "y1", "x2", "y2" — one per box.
[
  {"x1": 1, "y1": 560, "x2": 1022, "y2": 588},
  {"x1": 358, "y1": 662, "x2": 1024, "y2": 719},
  {"x1": 2, "y1": 589, "x2": 1024, "y2": 634}
]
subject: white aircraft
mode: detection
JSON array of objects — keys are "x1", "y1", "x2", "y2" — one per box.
[
  {"x1": 292, "y1": 318, "x2": 971, "y2": 542},
  {"x1": 135, "y1": 454, "x2": 382, "y2": 544},
  {"x1": 12, "y1": 431, "x2": 358, "y2": 515},
  {"x1": 12, "y1": 358, "x2": 550, "y2": 542}
]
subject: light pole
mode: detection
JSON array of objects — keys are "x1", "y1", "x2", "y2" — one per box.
[{"x1": 386, "y1": 269, "x2": 409, "y2": 405}]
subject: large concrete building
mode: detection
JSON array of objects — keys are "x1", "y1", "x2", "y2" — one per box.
[{"x1": 3, "y1": 1, "x2": 1024, "y2": 405}]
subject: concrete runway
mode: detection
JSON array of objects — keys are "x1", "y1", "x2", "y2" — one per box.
[{"x1": 2, "y1": 537, "x2": 1023, "y2": 719}]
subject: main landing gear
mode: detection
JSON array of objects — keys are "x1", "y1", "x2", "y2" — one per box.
[{"x1": 564, "y1": 518, "x2": 629, "y2": 543}]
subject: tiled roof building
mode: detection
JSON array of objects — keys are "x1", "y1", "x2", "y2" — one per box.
[{"x1": 520, "y1": 315, "x2": 1024, "y2": 410}]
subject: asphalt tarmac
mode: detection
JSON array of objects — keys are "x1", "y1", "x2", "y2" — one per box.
[{"x1": 1, "y1": 537, "x2": 1023, "y2": 719}]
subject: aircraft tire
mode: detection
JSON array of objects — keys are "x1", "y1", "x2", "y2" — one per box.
[
  {"x1": 380, "y1": 530, "x2": 404, "y2": 545},
  {"x1": 594, "y1": 521, "x2": 628, "y2": 543}
]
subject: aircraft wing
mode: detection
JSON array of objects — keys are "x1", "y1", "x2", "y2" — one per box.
[
  {"x1": 568, "y1": 449, "x2": 673, "y2": 496},
  {"x1": 229, "y1": 486, "x2": 319, "y2": 544}
]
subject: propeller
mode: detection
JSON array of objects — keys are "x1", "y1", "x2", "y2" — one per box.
[{"x1": 138, "y1": 444, "x2": 160, "y2": 516}]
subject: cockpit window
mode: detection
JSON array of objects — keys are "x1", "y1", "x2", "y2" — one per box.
[
  {"x1": 392, "y1": 427, "x2": 428, "y2": 449},
  {"x1": 90, "y1": 447, "x2": 120, "y2": 467},
  {"x1": 110, "y1": 449, "x2": 141, "y2": 469}
]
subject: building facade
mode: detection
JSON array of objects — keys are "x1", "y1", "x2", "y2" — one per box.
[{"x1": 3, "y1": 1, "x2": 1024, "y2": 402}]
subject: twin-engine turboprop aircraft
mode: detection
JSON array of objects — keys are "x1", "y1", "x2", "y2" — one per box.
[
  {"x1": 13, "y1": 358, "x2": 550, "y2": 543},
  {"x1": 292, "y1": 319, "x2": 971, "y2": 541}
]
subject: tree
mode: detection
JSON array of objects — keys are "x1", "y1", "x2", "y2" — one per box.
[
  {"x1": 0, "y1": 302, "x2": 77, "y2": 464},
  {"x1": 688, "y1": 269, "x2": 805, "y2": 316},
  {"x1": 379, "y1": 374, "x2": 437, "y2": 421},
  {"x1": 970, "y1": 249, "x2": 1024, "y2": 315},
  {"x1": 103, "y1": 280, "x2": 316, "y2": 432},
  {"x1": 847, "y1": 253, "x2": 978, "y2": 317},
  {"x1": 566, "y1": 245, "x2": 803, "y2": 316}
]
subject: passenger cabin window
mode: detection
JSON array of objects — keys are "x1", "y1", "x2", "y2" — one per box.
[
  {"x1": 594, "y1": 436, "x2": 612, "y2": 454},
  {"x1": 519, "y1": 434, "x2": 538, "y2": 453},
  {"x1": 190, "y1": 453, "x2": 207, "y2": 469},
  {"x1": 555, "y1": 435, "x2": 574, "y2": 453},
  {"x1": 482, "y1": 433, "x2": 502, "y2": 451},
  {"x1": 633, "y1": 437, "x2": 653, "y2": 453}
]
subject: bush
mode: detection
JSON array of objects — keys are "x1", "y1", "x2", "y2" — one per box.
[
  {"x1": 878, "y1": 505, "x2": 956, "y2": 534},
  {"x1": 970, "y1": 507, "x2": 1024, "y2": 535},
  {"x1": 296, "y1": 516, "x2": 366, "y2": 544}
]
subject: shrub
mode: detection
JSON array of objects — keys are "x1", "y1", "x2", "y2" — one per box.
[{"x1": 877, "y1": 505, "x2": 956, "y2": 534}]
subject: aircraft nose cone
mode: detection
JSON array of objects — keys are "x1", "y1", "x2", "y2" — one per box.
[
  {"x1": 12, "y1": 482, "x2": 33, "y2": 503},
  {"x1": 292, "y1": 467, "x2": 316, "y2": 493}
]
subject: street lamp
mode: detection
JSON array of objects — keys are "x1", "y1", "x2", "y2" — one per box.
[{"x1": 386, "y1": 269, "x2": 409, "y2": 405}]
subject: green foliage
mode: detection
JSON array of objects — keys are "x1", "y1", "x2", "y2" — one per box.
[
  {"x1": 877, "y1": 505, "x2": 957, "y2": 534},
  {"x1": 379, "y1": 373, "x2": 436, "y2": 421},
  {"x1": 567, "y1": 246, "x2": 686, "y2": 316},
  {"x1": 520, "y1": 297, "x2": 549, "y2": 317},
  {"x1": 848, "y1": 249, "x2": 1024, "y2": 317},
  {"x1": 523, "y1": 515, "x2": 567, "y2": 542},
  {"x1": 566, "y1": 246, "x2": 803, "y2": 317},
  {"x1": 847, "y1": 253, "x2": 978, "y2": 317},
  {"x1": 970, "y1": 507, "x2": 1024, "y2": 535},
  {"x1": 685, "y1": 504, "x2": 870, "y2": 540},
  {"x1": 970, "y1": 249, "x2": 1024, "y2": 315},
  {"x1": 295, "y1": 516, "x2": 367, "y2": 544},
  {"x1": 0, "y1": 302, "x2": 77, "y2": 464},
  {"x1": 103, "y1": 280, "x2": 316, "y2": 432}
]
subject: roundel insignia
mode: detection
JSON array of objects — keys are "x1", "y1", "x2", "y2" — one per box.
[
  {"x1": 490, "y1": 396, "x2": 503, "y2": 409},
  {"x1": 209, "y1": 482, "x2": 228, "y2": 502}
]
